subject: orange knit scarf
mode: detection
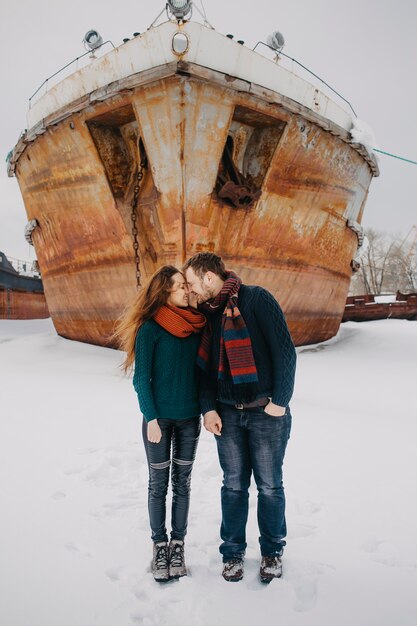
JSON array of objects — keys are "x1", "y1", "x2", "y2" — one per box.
[{"x1": 153, "y1": 304, "x2": 206, "y2": 338}]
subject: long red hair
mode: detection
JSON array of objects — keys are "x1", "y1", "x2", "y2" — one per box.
[{"x1": 114, "y1": 265, "x2": 180, "y2": 372}]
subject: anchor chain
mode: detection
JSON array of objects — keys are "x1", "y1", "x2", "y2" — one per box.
[{"x1": 131, "y1": 155, "x2": 147, "y2": 289}]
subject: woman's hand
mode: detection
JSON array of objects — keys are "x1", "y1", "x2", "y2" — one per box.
[
  {"x1": 147, "y1": 419, "x2": 162, "y2": 443},
  {"x1": 264, "y1": 401, "x2": 286, "y2": 417}
]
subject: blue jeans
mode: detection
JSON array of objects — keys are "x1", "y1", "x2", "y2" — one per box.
[
  {"x1": 215, "y1": 404, "x2": 291, "y2": 560},
  {"x1": 142, "y1": 416, "x2": 201, "y2": 543}
]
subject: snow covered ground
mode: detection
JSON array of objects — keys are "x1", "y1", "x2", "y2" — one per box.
[{"x1": 1, "y1": 318, "x2": 416, "y2": 626}]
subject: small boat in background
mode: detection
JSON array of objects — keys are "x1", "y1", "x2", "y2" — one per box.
[
  {"x1": 7, "y1": 1, "x2": 378, "y2": 346},
  {"x1": 343, "y1": 292, "x2": 417, "y2": 322},
  {"x1": 0, "y1": 252, "x2": 49, "y2": 320}
]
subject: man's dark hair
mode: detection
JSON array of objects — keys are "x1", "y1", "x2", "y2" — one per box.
[{"x1": 183, "y1": 252, "x2": 228, "y2": 280}]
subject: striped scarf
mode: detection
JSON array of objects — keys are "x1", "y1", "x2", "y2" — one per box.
[{"x1": 197, "y1": 272, "x2": 258, "y2": 388}]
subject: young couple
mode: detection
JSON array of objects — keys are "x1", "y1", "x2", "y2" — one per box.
[{"x1": 116, "y1": 253, "x2": 296, "y2": 584}]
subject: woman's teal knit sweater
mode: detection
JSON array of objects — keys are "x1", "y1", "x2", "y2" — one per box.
[{"x1": 133, "y1": 320, "x2": 201, "y2": 422}]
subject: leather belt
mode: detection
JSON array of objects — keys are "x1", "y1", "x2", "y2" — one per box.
[{"x1": 219, "y1": 397, "x2": 270, "y2": 410}]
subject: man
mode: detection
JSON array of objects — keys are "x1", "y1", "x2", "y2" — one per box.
[{"x1": 184, "y1": 252, "x2": 296, "y2": 583}]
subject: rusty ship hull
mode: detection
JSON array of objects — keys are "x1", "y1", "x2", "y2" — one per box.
[{"x1": 8, "y1": 21, "x2": 378, "y2": 346}]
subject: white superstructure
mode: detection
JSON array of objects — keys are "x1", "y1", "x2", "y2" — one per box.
[{"x1": 27, "y1": 21, "x2": 352, "y2": 133}]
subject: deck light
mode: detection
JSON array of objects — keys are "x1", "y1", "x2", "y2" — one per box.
[
  {"x1": 167, "y1": 1, "x2": 192, "y2": 20},
  {"x1": 83, "y1": 30, "x2": 103, "y2": 51}
]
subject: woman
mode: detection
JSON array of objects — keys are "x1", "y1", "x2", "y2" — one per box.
[{"x1": 116, "y1": 266, "x2": 206, "y2": 582}]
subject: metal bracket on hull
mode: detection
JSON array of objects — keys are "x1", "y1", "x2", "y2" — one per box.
[
  {"x1": 347, "y1": 219, "x2": 365, "y2": 273},
  {"x1": 347, "y1": 219, "x2": 364, "y2": 246},
  {"x1": 24, "y1": 220, "x2": 39, "y2": 246}
]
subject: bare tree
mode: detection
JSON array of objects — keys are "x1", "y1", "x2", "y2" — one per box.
[
  {"x1": 390, "y1": 228, "x2": 417, "y2": 292},
  {"x1": 359, "y1": 229, "x2": 396, "y2": 295},
  {"x1": 349, "y1": 227, "x2": 417, "y2": 296}
]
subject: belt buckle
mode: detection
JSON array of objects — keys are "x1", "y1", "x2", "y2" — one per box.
[{"x1": 235, "y1": 403, "x2": 244, "y2": 410}]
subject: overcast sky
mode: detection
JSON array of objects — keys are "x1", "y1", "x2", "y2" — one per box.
[{"x1": 1, "y1": 0, "x2": 416, "y2": 261}]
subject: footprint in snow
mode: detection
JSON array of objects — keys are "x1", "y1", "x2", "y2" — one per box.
[
  {"x1": 292, "y1": 575, "x2": 318, "y2": 612},
  {"x1": 63, "y1": 466, "x2": 87, "y2": 475},
  {"x1": 361, "y1": 537, "x2": 417, "y2": 569},
  {"x1": 79, "y1": 447, "x2": 99, "y2": 455},
  {"x1": 130, "y1": 612, "x2": 163, "y2": 626},
  {"x1": 285, "y1": 559, "x2": 329, "y2": 612},
  {"x1": 360, "y1": 536, "x2": 384, "y2": 554},
  {"x1": 94, "y1": 495, "x2": 140, "y2": 518},
  {"x1": 65, "y1": 541, "x2": 93, "y2": 558},
  {"x1": 105, "y1": 566, "x2": 123, "y2": 582},
  {"x1": 290, "y1": 498, "x2": 323, "y2": 517},
  {"x1": 287, "y1": 523, "x2": 317, "y2": 539},
  {"x1": 52, "y1": 491, "x2": 67, "y2": 500},
  {"x1": 130, "y1": 576, "x2": 184, "y2": 625}
]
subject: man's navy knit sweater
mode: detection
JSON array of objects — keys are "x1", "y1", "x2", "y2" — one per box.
[{"x1": 200, "y1": 285, "x2": 296, "y2": 414}]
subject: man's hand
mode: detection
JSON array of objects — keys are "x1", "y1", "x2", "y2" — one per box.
[
  {"x1": 203, "y1": 410, "x2": 222, "y2": 435},
  {"x1": 264, "y1": 401, "x2": 286, "y2": 417},
  {"x1": 147, "y1": 419, "x2": 162, "y2": 443}
]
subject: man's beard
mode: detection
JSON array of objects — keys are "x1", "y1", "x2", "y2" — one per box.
[{"x1": 197, "y1": 285, "x2": 216, "y2": 304}]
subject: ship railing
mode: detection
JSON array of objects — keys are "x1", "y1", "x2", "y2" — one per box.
[
  {"x1": 253, "y1": 41, "x2": 357, "y2": 118},
  {"x1": 29, "y1": 40, "x2": 115, "y2": 108},
  {"x1": 3, "y1": 255, "x2": 41, "y2": 278},
  {"x1": 346, "y1": 292, "x2": 417, "y2": 306}
]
